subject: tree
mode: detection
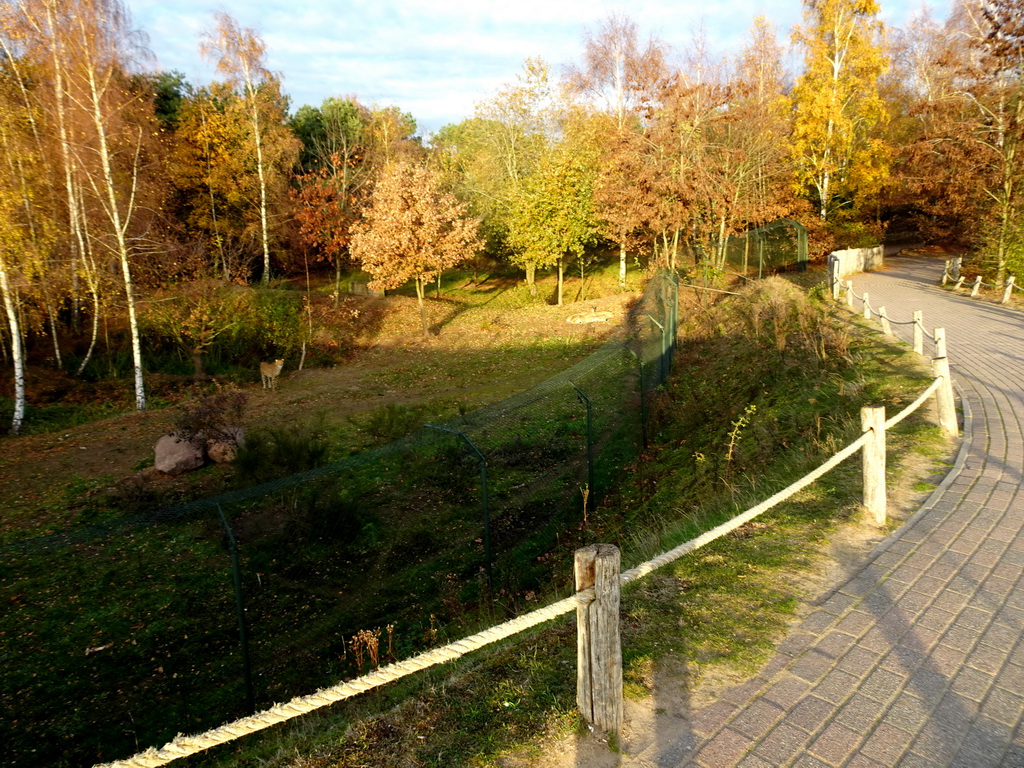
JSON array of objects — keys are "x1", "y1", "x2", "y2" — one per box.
[
  {"x1": 507, "y1": 120, "x2": 600, "y2": 306},
  {"x1": 350, "y1": 161, "x2": 481, "y2": 336},
  {"x1": 291, "y1": 98, "x2": 373, "y2": 301},
  {"x1": 200, "y1": 12, "x2": 298, "y2": 284},
  {"x1": 564, "y1": 13, "x2": 664, "y2": 130},
  {"x1": 792, "y1": 0, "x2": 890, "y2": 220}
]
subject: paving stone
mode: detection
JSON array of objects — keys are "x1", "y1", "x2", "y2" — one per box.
[
  {"x1": 788, "y1": 695, "x2": 835, "y2": 735},
  {"x1": 808, "y1": 722, "x2": 862, "y2": 765},
  {"x1": 790, "y1": 650, "x2": 835, "y2": 684},
  {"x1": 730, "y1": 699, "x2": 785, "y2": 740},
  {"x1": 835, "y1": 692, "x2": 885, "y2": 732},
  {"x1": 750, "y1": 723, "x2": 809, "y2": 766},
  {"x1": 981, "y1": 687, "x2": 1024, "y2": 727},
  {"x1": 860, "y1": 722, "x2": 915, "y2": 764},
  {"x1": 967, "y1": 642, "x2": 1011, "y2": 676},
  {"x1": 692, "y1": 727, "x2": 750, "y2": 767},
  {"x1": 762, "y1": 676, "x2": 812, "y2": 709},
  {"x1": 689, "y1": 700, "x2": 738, "y2": 737}
]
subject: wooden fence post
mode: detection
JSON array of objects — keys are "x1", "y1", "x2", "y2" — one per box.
[
  {"x1": 971, "y1": 275, "x2": 983, "y2": 297},
  {"x1": 878, "y1": 306, "x2": 892, "y2": 336},
  {"x1": 954, "y1": 276, "x2": 966, "y2": 290},
  {"x1": 863, "y1": 292, "x2": 871, "y2": 320},
  {"x1": 942, "y1": 261, "x2": 950, "y2": 285},
  {"x1": 576, "y1": 545, "x2": 622, "y2": 736},
  {"x1": 846, "y1": 281, "x2": 855, "y2": 308},
  {"x1": 913, "y1": 310, "x2": 924, "y2": 355},
  {"x1": 932, "y1": 334, "x2": 958, "y2": 437},
  {"x1": 1003, "y1": 276, "x2": 1016, "y2": 304},
  {"x1": 861, "y1": 406, "x2": 887, "y2": 526},
  {"x1": 934, "y1": 327, "x2": 947, "y2": 359}
]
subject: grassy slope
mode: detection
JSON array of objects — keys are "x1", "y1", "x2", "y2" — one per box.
[{"x1": 185, "y1": 275, "x2": 955, "y2": 768}]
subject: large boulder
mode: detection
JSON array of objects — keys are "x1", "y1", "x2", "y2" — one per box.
[{"x1": 154, "y1": 433, "x2": 204, "y2": 475}]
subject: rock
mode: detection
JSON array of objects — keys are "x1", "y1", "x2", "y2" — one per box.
[
  {"x1": 154, "y1": 433, "x2": 204, "y2": 475},
  {"x1": 206, "y1": 428, "x2": 244, "y2": 464}
]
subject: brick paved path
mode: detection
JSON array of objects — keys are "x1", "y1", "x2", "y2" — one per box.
[{"x1": 634, "y1": 256, "x2": 1024, "y2": 767}]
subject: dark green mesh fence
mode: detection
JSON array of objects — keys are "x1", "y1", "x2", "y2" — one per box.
[{"x1": 1, "y1": 270, "x2": 679, "y2": 768}]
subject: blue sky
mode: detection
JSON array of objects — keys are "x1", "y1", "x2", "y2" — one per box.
[{"x1": 130, "y1": 0, "x2": 950, "y2": 137}]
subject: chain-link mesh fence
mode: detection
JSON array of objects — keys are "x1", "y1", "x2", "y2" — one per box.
[{"x1": 1, "y1": 271, "x2": 679, "y2": 768}]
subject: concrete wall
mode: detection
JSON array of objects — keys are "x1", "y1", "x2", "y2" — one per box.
[{"x1": 828, "y1": 245, "x2": 884, "y2": 280}]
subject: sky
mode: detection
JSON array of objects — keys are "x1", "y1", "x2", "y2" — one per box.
[{"x1": 129, "y1": 0, "x2": 952, "y2": 137}]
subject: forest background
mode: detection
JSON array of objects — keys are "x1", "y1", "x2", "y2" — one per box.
[{"x1": 0, "y1": 0, "x2": 1021, "y2": 436}]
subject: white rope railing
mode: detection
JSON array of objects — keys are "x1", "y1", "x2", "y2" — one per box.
[
  {"x1": 942, "y1": 259, "x2": 1019, "y2": 303},
  {"x1": 885, "y1": 377, "x2": 943, "y2": 430}
]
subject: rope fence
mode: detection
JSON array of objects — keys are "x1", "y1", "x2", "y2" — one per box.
[
  {"x1": 96, "y1": 280, "x2": 959, "y2": 767},
  {"x1": 941, "y1": 258, "x2": 1021, "y2": 304}
]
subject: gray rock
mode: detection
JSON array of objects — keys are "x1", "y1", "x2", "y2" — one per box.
[{"x1": 154, "y1": 433, "x2": 204, "y2": 475}]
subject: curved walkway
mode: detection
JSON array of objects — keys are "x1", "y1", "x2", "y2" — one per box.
[{"x1": 646, "y1": 257, "x2": 1024, "y2": 767}]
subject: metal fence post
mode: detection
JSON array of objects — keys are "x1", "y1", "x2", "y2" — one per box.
[
  {"x1": 217, "y1": 504, "x2": 256, "y2": 715},
  {"x1": 575, "y1": 544, "x2": 622, "y2": 736},
  {"x1": 860, "y1": 408, "x2": 887, "y2": 526},
  {"x1": 425, "y1": 426, "x2": 492, "y2": 591},
  {"x1": 571, "y1": 383, "x2": 595, "y2": 511},
  {"x1": 647, "y1": 314, "x2": 666, "y2": 384},
  {"x1": 627, "y1": 349, "x2": 648, "y2": 449}
]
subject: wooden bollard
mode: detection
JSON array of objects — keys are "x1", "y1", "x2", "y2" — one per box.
[
  {"x1": 846, "y1": 281, "x2": 855, "y2": 307},
  {"x1": 575, "y1": 544, "x2": 622, "y2": 736},
  {"x1": 942, "y1": 261, "x2": 950, "y2": 285},
  {"x1": 863, "y1": 292, "x2": 871, "y2": 320},
  {"x1": 933, "y1": 354, "x2": 958, "y2": 437},
  {"x1": 971, "y1": 275, "x2": 982, "y2": 297},
  {"x1": 1003, "y1": 276, "x2": 1016, "y2": 304},
  {"x1": 878, "y1": 306, "x2": 892, "y2": 335},
  {"x1": 954, "y1": 276, "x2": 966, "y2": 290},
  {"x1": 861, "y1": 406, "x2": 887, "y2": 526},
  {"x1": 913, "y1": 310, "x2": 924, "y2": 356}
]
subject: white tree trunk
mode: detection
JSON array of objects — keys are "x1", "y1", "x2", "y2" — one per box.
[
  {"x1": 0, "y1": 259, "x2": 25, "y2": 435},
  {"x1": 83, "y1": 46, "x2": 146, "y2": 410}
]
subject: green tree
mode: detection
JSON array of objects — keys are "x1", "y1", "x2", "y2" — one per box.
[
  {"x1": 791, "y1": 0, "x2": 890, "y2": 219},
  {"x1": 507, "y1": 119, "x2": 600, "y2": 305}
]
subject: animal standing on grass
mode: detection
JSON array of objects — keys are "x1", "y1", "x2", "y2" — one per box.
[{"x1": 260, "y1": 359, "x2": 284, "y2": 390}]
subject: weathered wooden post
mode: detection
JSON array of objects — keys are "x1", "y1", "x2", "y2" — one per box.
[
  {"x1": 954, "y1": 275, "x2": 966, "y2": 290},
  {"x1": 846, "y1": 281, "x2": 855, "y2": 308},
  {"x1": 575, "y1": 544, "x2": 622, "y2": 736},
  {"x1": 932, "y1": 328, "x2": 958, "y2": 437},
  {"x1": 913, "y1": 310, "x2": 924, "y2": 356},
  {"x1": 861, "y1": 406, "x2": 887, "y2": 527},
  {"x1": 1003, "y1": 276, "x2": 1016, "y2": 304},
  {"x1": 942, "y1": 261, "x2": 950, "y2": 285},
  {"x1": 862, "y1": 292, "x2": 871, "y2": 320},
  {"x1": 971, "y1": 275, "x2": 983, "y2": 297},
  {"x1": 878, "y1": 306, "x2": 892, "y2": 336}
]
